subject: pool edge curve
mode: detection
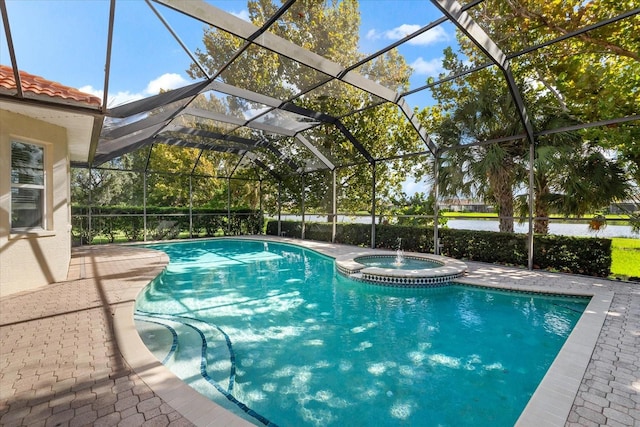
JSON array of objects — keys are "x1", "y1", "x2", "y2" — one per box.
[{"x1": 113, "y1": 236, "x2": 613, "y2": 427}]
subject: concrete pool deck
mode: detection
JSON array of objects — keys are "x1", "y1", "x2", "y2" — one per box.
[{"x1": 0, "y1": 236, "x2": 638, "y2": 426}]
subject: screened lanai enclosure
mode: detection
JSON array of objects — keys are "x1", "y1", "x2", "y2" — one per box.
[{"x1": 2, "y1": 0, "x2": 639, "y2": 269}]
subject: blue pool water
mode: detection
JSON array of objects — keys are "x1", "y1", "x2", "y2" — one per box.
[
  {"x1": 135, "y1": 239, "x2": 588, "y2": 427},
  {"x1": 355, "y1": 255, "x2": 441, "y2": 270}
]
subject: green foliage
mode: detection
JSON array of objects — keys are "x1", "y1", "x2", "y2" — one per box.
[
  {"x1": 441, "y1": 230, "x2": 528, "y2": 265},
  {"x1": 265, "y1": 220, "x2": 612, "y2": 277},
  {"x1": 187, "y1": 0, "x2": 423, "y2": 217},
  {"x1": 389, "y1": 192, "x2": 448, "y2": 227},
  {"x1": 533, "y1": 235, "x2": 612, "y2": 277},
  {"x1": 72, "y1": 206, "x2": 263, "y2": 244},
  {"x1": 426, "y1": 1, "x2": 636, "y2": 236}
]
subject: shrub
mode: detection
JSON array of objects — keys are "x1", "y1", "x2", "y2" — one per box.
[
  {"x1": 265, "y1": 220, "x2": 611, "y2": 277},
  {"x1": 72, "y1": 206, "x2": 263, "y2": 242}
]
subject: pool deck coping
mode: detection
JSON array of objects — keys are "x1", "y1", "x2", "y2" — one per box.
[
  {"x1": 334, "y1": 250, "x2": 468, "y2": 283},
  {"x1": 128, "y1": 236, "x2": 616, "y2": 426},
  {"x1": 1, "y1": 235, "x2": 637, "y2": 426},
  {"x1": 102, "y1": 236, "x2": 623, "y2": 426}
]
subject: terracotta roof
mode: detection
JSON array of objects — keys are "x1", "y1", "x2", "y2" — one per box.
[{"x1": 0, "y1": 64, "x2": 101, "y2": 107}]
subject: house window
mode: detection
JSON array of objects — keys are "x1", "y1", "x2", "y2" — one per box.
[{"x1": 11, "y1": 141, "x2": 45, "y2": 230}]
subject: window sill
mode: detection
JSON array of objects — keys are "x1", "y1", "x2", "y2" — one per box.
[{"x1": 9, "y1": 230, "x2": 56, "y2": 240}]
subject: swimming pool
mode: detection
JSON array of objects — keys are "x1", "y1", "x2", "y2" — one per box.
[
  {"x1": 135, "y1": 239, "x2": 588, "y2": 426},
  {"x1": 354, "y1": 255, "x2": 441, "y2": 270}
]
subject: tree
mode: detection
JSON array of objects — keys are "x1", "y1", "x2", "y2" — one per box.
[
  {"x1": 470, "y1": 0, "x2": 639, "y2": 210},
  {"x1": 426, "y1": 1, "x2": 636, "y2": 233},
  {"x1": 514, "y1": 110, "x2": 630, "y2": 234},
  {"x1": 392, "y1": 191, "x2": 446, "y2": 228},
  {"x1": 71, "y1": 161, "x2": 139, "y2": 207},
  {"x1": 429, "y1": 51, "x2": 527, "y2": 232},
  {"x1": 188, "y1": 0, "x2": 423, "y2": 217}
]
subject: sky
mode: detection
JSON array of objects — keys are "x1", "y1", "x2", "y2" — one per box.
[
  {"x1": 1, "y1": 0, "x2": 459, "y2": 110},
  {"x1": 1, "y1": 0, "x2": 458, "y2": 195}
]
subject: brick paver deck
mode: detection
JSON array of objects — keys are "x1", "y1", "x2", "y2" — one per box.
[{"x1": 1, "y1": 239, "x2": 638, "y2": 426}]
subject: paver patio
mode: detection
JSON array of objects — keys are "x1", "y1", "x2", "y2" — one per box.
[{"x1": 1, "y1": 238, "x2": 638, "y2": 426}]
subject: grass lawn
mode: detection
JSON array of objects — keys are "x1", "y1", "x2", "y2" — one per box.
[{"x1": 610, "y1": 237, "x2": 640, "y2": 279}]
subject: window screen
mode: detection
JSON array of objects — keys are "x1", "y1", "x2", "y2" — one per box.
[{"x1": 11, "y1": 141, "x2": 45, "y2": 229}]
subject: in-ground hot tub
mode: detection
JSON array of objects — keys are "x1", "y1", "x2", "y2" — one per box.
[{"x1": 335, "y1": 250, "x2": 467, "y2": 287}]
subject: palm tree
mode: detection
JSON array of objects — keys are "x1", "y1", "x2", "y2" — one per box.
[
  {"x1": 434, "y1": 73, "x2": 526, "y2": 233},
  {"x1": 515, "y1": 111, "x2": 631, "y2": 234}
]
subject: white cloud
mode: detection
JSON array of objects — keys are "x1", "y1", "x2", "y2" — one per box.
[
  {"x1": 407, "y1": 26, "x2": 449, "y2": 46},
  {"x1": 367, "y1": 24, "x2": 449, "y2": 46},
  {"x1": 78, "y1": 85, "x2": 102, "y2": 99},
  {"x1": 410, "y1": 57, "x2": 444, "y2": 76},
  {"x1": 79, "y1": 85, "x2": 143, "y2": 107},
  {"x1": 384, "y1": 24, "x2": 422, "y2": 40},
  {"x1": 366, "y1": 29, "x2": 381, "y2": 41},
  {"x1": 231, "y1": 9, "x2": 250, "y2": 22},
  {"x1": 145, "y1": 73, "x2": 188, "y2": 95},
  {"x1": 79, "y1": 72, "x2": 189, "y2": 108}
]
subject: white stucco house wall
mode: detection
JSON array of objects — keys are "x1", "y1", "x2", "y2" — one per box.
[{"x1": 0, "y1": 65, "x2": 102, "y2": 296}]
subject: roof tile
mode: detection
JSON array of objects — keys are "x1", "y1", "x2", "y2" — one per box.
[{"x1": 0, "y1": 64, "x2": 101, "y2": 107}]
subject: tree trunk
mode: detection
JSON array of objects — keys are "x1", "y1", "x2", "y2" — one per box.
[
  {"x1": 534, "y1": 179, "x2": 550, "y2": 234},
  {"x1": 497, "y1": 192, "x2": 514, "y2": 233},
  {"x1": 489, "y1": 167, "x2": 515, "y2": 233}
]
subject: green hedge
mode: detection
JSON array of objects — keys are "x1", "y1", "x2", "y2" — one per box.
[
  {"x1": 266, "y1": 220, "x2": 612, "y2": 277},
  {"x1": 72, "y1": 206, "x2": 264, "y2": 244}
]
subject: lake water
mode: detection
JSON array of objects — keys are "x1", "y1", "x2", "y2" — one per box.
[
  {"x1": 271, "y1": 215, "x2": 638, "y2": 238},
  {"x1": 446, "y1": 219, "x2": 637, "y2": 238}
]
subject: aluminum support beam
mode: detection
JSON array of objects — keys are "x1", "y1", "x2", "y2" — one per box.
[
  {"x1": 108, "y1": 79, "x2": 211, "y2": 118},
  {"x1": 277, "y1": 182, "x2": 282, "y2": 237},
  {"x1": 295, "y1": 135, "x2": 335, "y2": 170},
  {"x1": 157, "y1": 0, "x2": 398, "y2": 104},
  {"x1": 172, "y1": 121, "x2": 300, "y2": 171},
  {"x1": 259, "y1": 179, "x2": 263, "y2": 219},
  {"x1": 301, "y1": 175, "x2": 306, "y2": 240},
  {"x1": 94, "y1": 122, "x2": 170, "y2": 164},
  {"x1": 227, "y1": 177, "x2": 232, "y2": 234},
  {"x1": 183, "y1": 107, "x2": 297, "y2": 137},
  {"x1": 397, "y1": 98, "x2": 437, "y2": 155},
  {"x1": 103, "y1": 106, "x2": 179, "y2": 140},
  {"x1": 433, "y1": 154, "x2": 440, "y2": 255},
  {"x1": 143, "y1": 172, "x2": 147, "y2": 241},
  {"x1": 189, "y1": 175, "x2": 193, "y2": 238},
  {"x1": 432, "y1": 0, "x2": 537, "y2": 270},
  {"x1": 102, "y1": 0, "x2": 116, "y2": 113},
  {"x1": 1, "y1": 0, "x2": 21, "y2": 97},
  {"x1": 431, "y1": 0, "x2": 535, "y2": 144},
  {"x1": 146, "y1": 0, "x2": 209, "y2": 79},
  {"x1": 332, "y1": 169, "x2": 337, "y2": 243},
  {"x1": 528, "y1": 141, "x2": 535, "y2": 269},
  {"x1": 371, "y1": 162, "x2": 377, "y2": 249},
  {"x1": 88, "y1": 167, "x2": 93, "y2": 245}
]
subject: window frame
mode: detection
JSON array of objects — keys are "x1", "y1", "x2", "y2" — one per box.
[{"x1": 10, "y1": 140, "x2": 47, "y2": 231}]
